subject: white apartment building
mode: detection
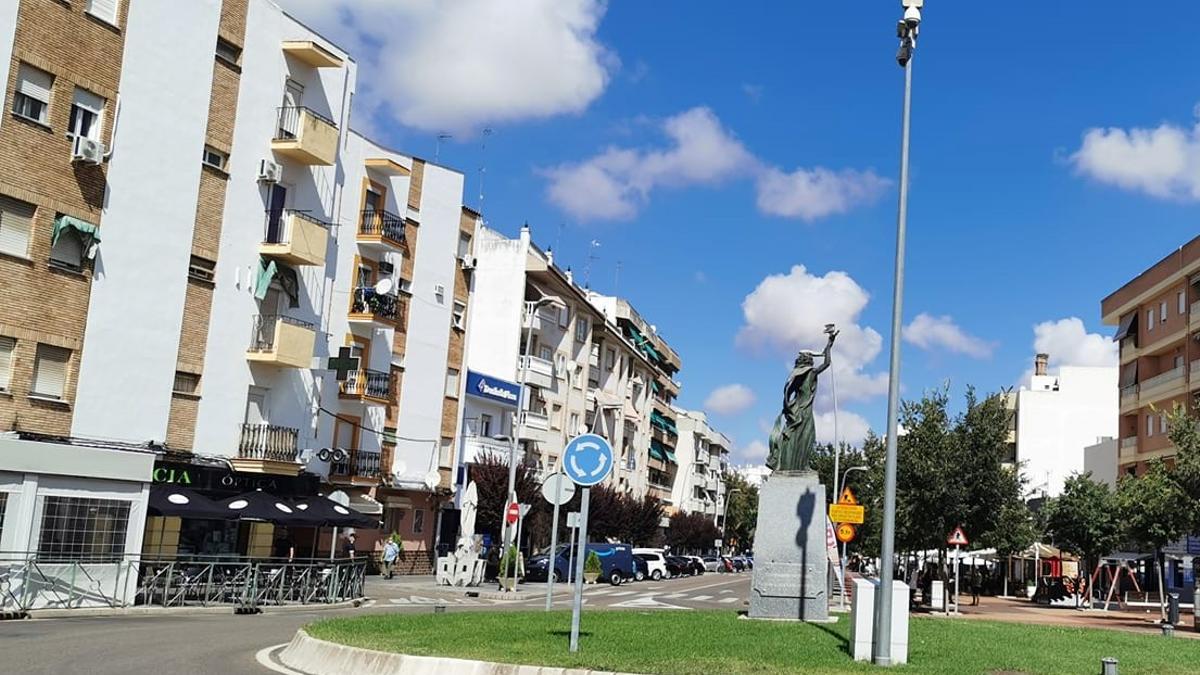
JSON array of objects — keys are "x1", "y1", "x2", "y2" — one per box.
[
  {"x1": 671, "y1": 409, "x2": 731, "y2": 526},
  {"x1": 1008, "y1": 354, "x2": 1119, "y2": 498}
]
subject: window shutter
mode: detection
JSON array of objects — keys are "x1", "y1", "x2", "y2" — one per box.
[
  {"x1": 32, "y1": 344, "x2": 70, "y2": 398},
  {"x1": 0, "y1": 196, "x2": 34, "y2": 257},
  {"x1": 0, "y1": 336, "x2": 14, "y2": 390},
  {"x1": 73, "y1": 87, "x2": 105, "y2": 114},
  {"x1": 17, "y1": 64, "x2": 52, "y2": 102},
  {"x1": 86, "y1": 0, "x2": 119, "y2": 25}
]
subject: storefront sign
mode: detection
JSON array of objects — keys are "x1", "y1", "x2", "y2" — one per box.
[
  {"x1": 465, "y1": 370, "x2": 520, "y2": 407},
  {"x1": 152, "y1": 461, "x2": 318, "y2": 497}
]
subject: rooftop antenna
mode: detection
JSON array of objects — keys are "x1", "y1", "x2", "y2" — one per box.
[
  {"x1": 477, "y1": 127, "x2": 493, "y2": 213},
  {"x1": 583, "y1": 239, "x2": 601, "y2": 289},
  {"x1": 433, "y1": 132, "x2": 452, "y2": 163}
]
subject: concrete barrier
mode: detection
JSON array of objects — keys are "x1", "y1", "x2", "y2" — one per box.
[{"x1": 279, "y1": 628, "x2": 631, "y2": 675}]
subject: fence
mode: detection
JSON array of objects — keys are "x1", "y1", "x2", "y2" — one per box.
[{"x1": 0, "y1": 553, "x2": 366, "y2": 614}]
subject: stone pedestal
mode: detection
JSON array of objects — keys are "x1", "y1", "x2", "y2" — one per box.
[{"x1": 748, "y1": 472, "x2": 828, "y2": 622}]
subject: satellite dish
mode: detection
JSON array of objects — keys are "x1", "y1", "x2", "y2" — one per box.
[
  {"x1": 424, "y1": 470, "x2": 440, "y2": 491},
  {"x1": 374, "y1": 278, "x2": 394, "y2": 295}
]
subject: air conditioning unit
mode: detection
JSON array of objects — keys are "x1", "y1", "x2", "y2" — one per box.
[
  {"x1": 71, "y1": 136, "x2": 105, "y2": 165},
  {"x1": 459, "y1": 254, "x2": 477, "y2": 270},
  {"x1": 257, "y1": 159, "x2": 283, "y2": 183}
]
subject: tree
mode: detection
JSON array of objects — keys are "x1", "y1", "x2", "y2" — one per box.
[
  {"x1": 723, "y1": 472, "x2": 759, "y2": 551},
  {"x1": 665, "y1": 511, "x2": 720, "y2": 553},
  {"x1": 467, "y1": 451, "x2": 539, "y2": 543},
  {"x1": 1043, "y1": 473, "x2": 1121, "y2": 580},
  {"x1": 980, "y1": 469, "x2": 1038, "y2": 596},
  {"x1": 1115, "y1": 459, "x2": 1194, "y2": 620}
]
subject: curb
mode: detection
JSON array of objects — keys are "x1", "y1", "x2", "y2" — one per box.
[
  {"x1": 280, "y1": 628, "x2": 633, "y2": 675},
  {"x1": 20, "y1": 597, "x2": 368, "y2": 620}
]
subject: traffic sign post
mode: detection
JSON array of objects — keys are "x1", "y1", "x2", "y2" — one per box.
[
  {"x1": 947, "y1": 527, "x2": 969, "y2": 615},
  {"x1": 831, "y1": 486, "x2": 865, "y2": 611},
  {"x1": 542, "y1": 473, "x2": 576, "y2": 611},
  {"x1": 562, "y1": 434, "x2": 614, "y2": 653}
]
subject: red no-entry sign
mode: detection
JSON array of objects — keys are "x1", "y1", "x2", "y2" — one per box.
[{"x1": 506, "y1": 502, "x2": 520, "y2": 525}]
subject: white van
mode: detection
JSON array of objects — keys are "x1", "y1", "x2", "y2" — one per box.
[{"x1": 633, "y1": 548, "x2": 668, "y2": 581}]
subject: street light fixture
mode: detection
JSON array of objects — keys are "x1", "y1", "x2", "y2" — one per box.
[
  {"x1": 875, "y1": 0, "x2": 922, "y2": 667},
  {"x1": 721, "y1": 487, "x2": 742, "y2": 555}
]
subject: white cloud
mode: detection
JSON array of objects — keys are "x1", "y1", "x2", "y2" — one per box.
[
  {"x1": 1021, "y1": 317, "x2": 1118, "y2": 385},
  {"x1": 704, "y1": 384, "x2": 757, "y2": 416},
  {"x1": 755, "y1": 167, "x2": 890, "y2": 221},
  {"x1": 277, "y1": 0, "x2": 614, "y2": 134},
  {"x1": 903, "y1": 313, "x2": 994, "y2": 359},
  {"x1": 738, "y1": 440, "x2": 769, "y2": 463},
  {"x1": 815, "y1": 410, "x2": 871, "y2": 446},
  {"x1": 543, "y1": 107, "x2": 756, "y2": 221},
  {"x1": 736, "y1": 265, "x2": 889, "y2": 404},
  {"x1": 1071, "y1": 120, "x2": 1200, "y2": 201}
]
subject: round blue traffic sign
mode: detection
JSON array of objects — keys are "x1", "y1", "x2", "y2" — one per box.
[{"x1": 562, "y1": 433, "x2": 614, "y2": 487}]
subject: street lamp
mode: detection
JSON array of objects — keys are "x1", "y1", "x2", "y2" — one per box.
[
  {"x1": 875, "y1": 0, "x2": 922, "y2": 667},
  {"x1": 500, "y1": 294, "x2": 565, "y2": 554},
  {"x1": 722, "y1": 487, "x2": 742, "y2": 555}
]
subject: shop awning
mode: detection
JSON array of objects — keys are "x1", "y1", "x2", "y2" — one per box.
[
  {"x1": 649, "y1": 440, "x2": 666, "y2": 461},
  {"x1": 148, "y1": 485, "x2": 226, "y2": 519},
  {"x1": 51, "y1": 214, "x2": 100, "y2": 247},
  {"x1": 650, "y1": 410, "x2": 677, "y2": 435},
  {"x1": 217, "y1": 490, "x2": 304, "y2": 524},
  {"x1": 292, "y1": 495, "x2": 380, "y2": 528},
  {"x1": 1113, "y1": 312, "x2": 1137, "y2": 342},
  {"x1": 664, "y1": 448, "x2": 677, "y2": 464},
  {"x1": 349, "y1": 492, "x2": 383, "y2": 516}
]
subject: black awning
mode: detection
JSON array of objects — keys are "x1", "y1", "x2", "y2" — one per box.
[
  {"x1": 291, "y1": 496, "x2": 379, "y2": 529},
  {"x1": 148, "y1": 485, "x2": 227, "y2": 519},
  {"x1": 1120, "y1": 361, "x2": 1138, "y2": 388},
  {"x1": 215, "y1": 490, "x2": 304, "y2": 524},
  {"x1": 1113, "y1": 312, "x2": 1137, "y2": 342}
]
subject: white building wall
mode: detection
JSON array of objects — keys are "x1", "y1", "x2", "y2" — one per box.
[
  {"x1": 72, "y1": 0, "x2": 223, "y2": 443},
  {"x1": 1015, "y1": 366, "x2": 1119, "y2": 497},
  {"x1": 192, "y1": 3, "x2": 355, "y2": 457},
  {"x1": 1084, "y1": 437, "x2": 1118, "y2": 489}
]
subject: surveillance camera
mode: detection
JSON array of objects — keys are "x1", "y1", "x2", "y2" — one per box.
[
  {"x1": 904, "y1": 5, "x2": 922, "y2": 27},
  {"x1": 896, "y1": 42, "x2": 913, "y2": 67}
]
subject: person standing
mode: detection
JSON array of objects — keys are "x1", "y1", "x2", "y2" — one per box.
[
  {"x1": 970, "y1": 567, "x2": 983, "y2": 606},
  {"x1": 381, "y1": 536, "x2": 400, "y2": 579},
  {"x1": 341, "y1": 532, "x2": 357, "y2": 559}
]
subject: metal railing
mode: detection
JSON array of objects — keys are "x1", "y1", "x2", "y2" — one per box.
[
  {"x1": 0, "y1": 553, "x2": 366, "y2": 613},
  {"x1": 1141, "y1": 365, "x2": 1184, "y2": 391},
  {"x1": 358, "y1": 209, "x2": 405, "y2": 243},
  {"x1": 263, "y1": 208, "x2": 331, "y2": 245},
  {"x1": 238, "y1": 423, "x2": 300, "y2": 462},
  {"x1": 275, "y1": 105, "x2": 337, "y2": 141},
  {"x1": 1119, "y1": 436, "x2": 1138, "y2": 450},
  {"x1": 350, "y1": 287, "x2": 400, "y2": 322},
  {"x1": 340, "y1": 369, "x2": 390, "y2": 400},
  {"x1": 331, "y1": 448, "x2": 382, "y2": 479},
  {"x1": 249, "y1": 314, "x2": 316, "y2": 352}
]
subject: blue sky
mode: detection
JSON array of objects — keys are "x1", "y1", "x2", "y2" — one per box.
[{"x1": 282, "y1": 1, "x2": 1200, "y2": 463}]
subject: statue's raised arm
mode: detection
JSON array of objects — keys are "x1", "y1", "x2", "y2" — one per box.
[{"x1": 765, "y1": 324, "x2": 837, "y2": 474}]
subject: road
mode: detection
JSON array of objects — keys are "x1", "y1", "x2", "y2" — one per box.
[{"x1": 0, "y1": 571, "x2": 753, "y2": 674}]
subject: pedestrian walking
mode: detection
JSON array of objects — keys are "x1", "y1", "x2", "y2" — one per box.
[
  {"x1": 970, "y1": 567, "x2": 982, "y2": 606},
  {"x1": 381, "y1": 536, "x2": 401, "y2": 579}
]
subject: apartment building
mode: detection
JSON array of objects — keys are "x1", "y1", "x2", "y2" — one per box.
[
  {"x1": 0, "y1": 0, "x2": 473, "y2": 567},
  {"x1": 1003, "y1": 354, "x2": 1117, "y2": 498},
  {"x1": 671, "y1": 409, "x2": 731, "y2": 527},
  {"x1": 1101, "y1": 235, "x2": 1200, "y2": 475}
]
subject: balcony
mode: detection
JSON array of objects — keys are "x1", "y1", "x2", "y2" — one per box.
[
  {"x1": 272, "y1": 106, "x2": 338, "y2": 165},
  {"x1": 281, "y1": 40, "x2": 344, "y2": 68},
  {"x1": 357, "y1": 209, "x2": 406, "y2": 251},
  {"x1": 1120, "y1": 385, "x2": 1139, "y2": 412},
  {"x1": 1193, "y1": 301, "x2": 1200, "y2": 317},
  {"x1": 331, "y1": 448, "x2": 382, "y2": 484},
  {"x1": 519, "y1": 355, "x2": 554, "y2": 389},
  {"x1": 232, "y1": 423, "x2": 301, "y2": 475},
  {"x1": 261, "y1": 209, "x2": 329, "y2": 266},
  {"x1": 1139, "y1": 365, "x2": 1185, "y2": 403},
  {"x1": 339, "y1": 369, "x2": 391, "y2": 403},
  {"x1": 462, "y1": 434, "x2": 514, "y2": 464},
  {"x1": 518, "y1": 410, "x2": 551, "y2": 442},
  {"x1": 246, "y1": 315, "x2": 316, "y2": 369},
  {"x1": 349, "y1": 287, "x2": 401, "y2": 326}
]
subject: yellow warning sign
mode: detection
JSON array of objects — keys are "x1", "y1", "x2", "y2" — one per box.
[{"x1": 829, "y1": 503, "x2": 865, "y2": 525}]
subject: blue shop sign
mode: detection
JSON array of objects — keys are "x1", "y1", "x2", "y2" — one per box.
[{"x1": 465, "y1": 370, "x2": 520, "y2": 407}]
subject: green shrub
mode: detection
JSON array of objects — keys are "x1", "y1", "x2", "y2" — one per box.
[
  {"x1": 499, "y1": 545, "x2": 519, "y2": 579},
  {"x1": 584, "y1": 551, "x2": 602, "y2": 575}
]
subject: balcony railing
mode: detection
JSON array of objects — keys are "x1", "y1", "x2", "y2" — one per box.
[
  {"x1": 358, "y1": 209, "x2": 405, "y2": 246},
  {"x1": 462, "y1": 434, "x2": 513, "y2": 463},
  {"x1": 1141, "y1": 365, "x2": 1184, "y2": 392},
  {"x1": 340, "y1": 369, "x2": 390, "y2": 401},
  {"x1": 272, "y1": 106, "x2": 339, "y2": 165},
  {"x1": 520, "y1": 410, "x2": 550, "y2": 431},
  {"x1": 1120, "y1": 385, "x2": 1139, "y2": 404},
  {"x1": 238, "y1": 423, "x2": 300, "y2": 462},
  {"x1": 250, "y1": 314, "x2": 315, "y2": 352},
  {"x1": 261, "y1": 209, "x2": 330, "y2": 266},
  {"x1": 350, "y1": 287, "x2": 400, "y2": 323},
  {"x1": 1120, "y1": 436, "x2": 1138, "y2": 450},
  {"x1": 275, "y1": 105, "x2": 336, "y2": 141},
  {"x1": 331, "y1": 448, "x2": 381, "y2": 480},
  {"x1": 1192, "y1": 301, "x2": 1200, "y2": 316}
]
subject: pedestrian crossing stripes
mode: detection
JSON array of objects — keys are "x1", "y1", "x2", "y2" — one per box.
[
  {"x1": 691, "y1": 595, "x2": 713, "y2": 601},
  {"x1": 608, "y1": 590, "x2": 637, "y2": 597},
  {"x1": 718, "y1": 597, "x2": 740, "y2": 604},
  {"x1": 662, "y1": 593, "x2": 686, "y2": 599}
]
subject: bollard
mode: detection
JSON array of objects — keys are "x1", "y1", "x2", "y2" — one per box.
[
  {"x1": 1167, "y1": 592, "x2": 1180, "y2": 627},
  {"x1": 1100, "y1": 657, "x2": 1118, "y2": 675},
  {"x1": 1161, "y1": 623, "x2": 1174, "y2": 638}
]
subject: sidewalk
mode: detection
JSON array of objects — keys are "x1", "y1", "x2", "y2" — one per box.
[{"x1": 927, "y1": 594, "x2": 1200, "y2": 640}]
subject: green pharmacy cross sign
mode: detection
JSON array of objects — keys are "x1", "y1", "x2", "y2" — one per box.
[{"x1": 327, "y1": 346, "x2": 360, "y2": 382}]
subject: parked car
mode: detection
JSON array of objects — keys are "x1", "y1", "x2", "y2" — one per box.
[
  {"x1": 633, "y1": 549, "x2": 668, "y2": 581},
  {"x1": 731, "y1": 556, "x2": 747, "y2": 572},
  {"x1": 685, "y1": 555, "x2": 707, "y2": 575},
  {"x1": 526, "y1": 543, "x2": 636, "y2": 585},
  {"x1": 665, "y1": 555, "x2": 694, "y2": 578},
  {"x1": 633, "y1": 555, "x2": 648, "y2": 581},
  {"x1": 702, "y1": 556, "x2": 722, "y2": 573}
]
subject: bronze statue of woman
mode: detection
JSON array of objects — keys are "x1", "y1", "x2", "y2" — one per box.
[{"x1": 766, "y1": 327, "x2": 838, "y2": 474}]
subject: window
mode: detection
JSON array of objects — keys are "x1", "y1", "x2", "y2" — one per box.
[
  {"x1": 1176, "y1": 355, "x2": 1185, "y2": 370},
  {"x1": 480, "y1": 414, "x2": 493, "y2": 437},
  {"x1": 457, "y1": 232, "x2": 471, "y2": 258},
  {"x1": 188, "y1": 255, "x2": 215, "y2": 282},
  {"x1": 32, "y1": 344, "x2": 70, "y2": 400},
  {"x1": 85, "y1": 0, "x2": 120, "y2": 25},
  {"x1": 1148, "y1": 309, "x2": 1155, "y2": 331},
  {"x1": 202, "y1": 145, "x2": 228, "y2": 171},
  {"x1": 575, "y1": 317, "x2": 589, "y2": 344},
  {"x1": 538, "y1": 345, "x2": 553, "y2": 362},
  {"x1": 398, "y1": 278, "x2": 413, "y2": 294},
  {"x1": 439, "y1": 438, "x2": 453, "y2": 468},
  {"x1": 12, "y1": 63, "x2": 52, "y2": 125},
  {"x1": 1161, "y1": 414, "x2": 1168, "y2": 434},
  {"x1": 412, "y1": 508, "x2": 425, "y2": 534},
  {"x1": 0, "y1": 195, "x2": 35, "y2": 258},
  {"x1": 558, "y1": 305, "x2": 570, "y2": 328},
  {"x1": 37, "y1": 496, "x2": 130, "y2": 563},
  {"x1": 0, "y1": 336, "x2": 13, "y2": 391},
  {"x1": 569, "y1": 413, "x2": 580, "y2": 435},
  {"x1": 68, "y1": 88, "x2": 104, "y2": 140},
  {"x1": 1148, "y1": 414, "x2": 1155, "y2": 437},
  {"x1": 1160, "y1": 301, "x2": 1168, "y2": 323},
  {"x1": 551, "y1": 404, "x2": 562, "y2": 430},
  {"x1": 445, "y1": 368, "x2": 459, "y2": 397},
  {"x1": 606, "y1": 348, "x2": 616, "y2": 372},
  {"x1": 1180, "y1": 291, "x2": 1187, "y2": 316},
  {"x1": 173, "y1": 371, "x2": 200, "y2": 395},
  {"x1": 215, "y1": 37, "x2": 241, "y2": 65},
  {"x1": 49, "y1": 225, "x2": 84, "y2": 271},
  {"x1": 452, "y1": 301, "x2": 466, "y2": 329}
]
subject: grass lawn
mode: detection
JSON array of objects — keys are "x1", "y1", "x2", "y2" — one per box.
[{"x1": 306, "y1": 610, "x2": 1200, "y2": 674}]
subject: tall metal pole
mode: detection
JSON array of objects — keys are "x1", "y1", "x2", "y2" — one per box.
[
  {"x1": 830, "y1": 364, "x2": 842, "y2": 608},
  {"x1": 545, "y1": 474, "x2": 564, "y2": 610},
  {"x1": 874, "y1": 38, "x2": 915, "y2": 668},
  {"x1": 502, "y1": 302, "x2": 536, "y2": 551},
  {"x1": 569, "y1": 487, "x2": 591, "y2": 653}
]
